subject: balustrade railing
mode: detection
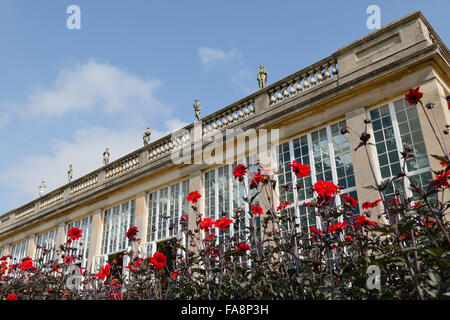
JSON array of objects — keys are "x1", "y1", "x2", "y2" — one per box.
[
  {"x1": 70, "y1": 174, "x2": 99, "y2": 195},
  {"x1": 268, "y1": 59, "x2": 338, "y2": 106}
]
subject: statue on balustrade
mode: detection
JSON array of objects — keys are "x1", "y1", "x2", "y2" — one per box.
[
  {"x1": 39, "y1": 181, "x2": 46, "y2": 197},
  {"x1": 193, "y1": 98, "x2": 201, "y2": 121},
  {"x1": 257, "y1": 65, "x2": 268, "y2": 89},
  {"x1": 68, "y1": 164, "x2": 73, "y2": 182},
  {"x1": 143, "y1": 126, "x2": 152, "y2": 145},
  {"x1": 103, "y1": 148, "x2": 110, "y2": 165}
]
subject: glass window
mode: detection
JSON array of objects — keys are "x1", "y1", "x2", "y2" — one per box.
[
  {"x1": 67, "y1": 215, "x2": 93, "y2": 264},
  {"x1": 10, "y1": 239, "x2": 28, "y2": 263},
  {"x1": 147, "y1": 180, "x2": 190, "y2": 243},
  {"x1": 36, "y1": 229, "x2": 58, "y2": 264},
  {"x1": 369, "y1": 98, "x2": 431, "y2": 200},
  {"x1": 276, "y1": 120, "x2": 357, "y2": 235},
  {"x1": 102, "y1": 199, "x2": 135, "y2": 255}
]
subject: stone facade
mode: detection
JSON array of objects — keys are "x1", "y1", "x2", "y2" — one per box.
[{"x1": 0, "y1": 11, "x2": 449, "y2": 274}]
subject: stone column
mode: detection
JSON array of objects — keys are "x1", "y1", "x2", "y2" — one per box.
[
  {"x1": 53, "y1": 223, "x2": 67, "y2": 261},
  {"x1": 345, "y1": 107, "x2": 384, "y2": 222},
  {"x1": 87, "y1": 209, "x2": 103, "y2": 272},
  {"x1": 187, "y1": 170, "x2": 204, "y2": 250},
  {"x1": 133, "y1": 191, "x2": 148, "y2": 247},
  {"x1": 417, "y1": 79, "x2": 450, "y2": 213},
  {"x1": 254, "y1": 91, "x2": 270, "y2": 114},
  {"x1": 26, "y1": 234, "x2": 37, "y2": 259}
]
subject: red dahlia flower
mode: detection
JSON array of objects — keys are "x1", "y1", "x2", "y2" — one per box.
[
  {"x1": 187, "y1": 191, "x2": 202, "y2": 203},
  {"x1": 199, "y1": 217, "x2": 214, "y2": 232},
  {"x1": 5, "y1": 294, "x2": 17, "y2": 300},
  {"x1": 277, "y1": 200, "x2": 291, "y2": 211},
  {"x1": 313, "y1": 180, "x2": 340, "y2": 199},
  {"x1": 251, "y1": 205, "x2": 264, "y2": 216},
  {"x1": 233, "y1": 164, "x2": 247, "y2": 180},
  {"x1": 343, "y1": 195, "x2": 358, "y2": 208},
  {"x1": 214, "y1": 217, "x2": 233, "y2": 230},
  {"x1": 236, "y1": 243, "x2": 251, "y2": 252},
  {"x1": 125, "y1": 226, "x2": 139, "y2": 240},
  {"x1": 289, "y1": 160, "x2": 311, "y2": 178},
  {"x1": 67, "y1": 227, "x2": 82, "y2": 241},
  {"x1": 405, "y1": 87, "x2": 423, "y2": 105},
  {"x1": 361, "y1": 199, "x2": 382, "y2": 209},
  {"x1": 150, "y1": 252, "x2": 167, "y2": 269}
]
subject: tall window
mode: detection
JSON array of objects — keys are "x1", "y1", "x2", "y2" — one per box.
[
  {"x1": 35, "y1": 229, "x2": 58, "y2": 264},
  {"x1": 204, "y1": 156, "x2": 260, "y2": 244},
  {"x1": 102, "y1": 200, "x2": 135, "y2": 255},
  {"x1": 148, "y1": 180, "x2": 189, "y2": 243},
  {"x1": 368, "y1": 98, "x2": 431, "y2": 200},
  {"x1": 10, "y1": 239, "x2": 28, "y2": 263},
  {"x1": 67, "y1": 215, "x2": 93, "y2": 265},
  {"x1": 276, "y1": 120, "x2": 358, "y2": 233}
]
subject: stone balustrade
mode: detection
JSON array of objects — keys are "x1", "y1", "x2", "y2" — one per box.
[
  {"x1": 148, "y1": 131, "x2": 191, "y2": 161},
  {"x1": 202, "y1": 98, "x2": 255, "y2": 136},
  {"x1": 105, "y1": 154, "x2": 140, "y2": 180},
  {"x1": 70, "y1": 174, "x2": 99, "y2": 195},
  {"x1": 14, "y1": 205, "x2": 35, "y2": 220},
  {"x1": 40, "y1": 191, "x2": 64, "y2": 209},
  {"x1": 268, "y1": 59, "x2": 338, "y2": 106}
]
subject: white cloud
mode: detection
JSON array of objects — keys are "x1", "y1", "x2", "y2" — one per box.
[
  {"x1": 27, "y1": 59, "x2": 165, "y2": 117},
  {"x1": 0, "y1": 121, "x2": 184, "y2": 204},
  {"x1": 198, "y1": 47, "x2": 242, "y2": 68}
]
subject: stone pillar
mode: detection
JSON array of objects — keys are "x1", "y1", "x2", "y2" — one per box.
[
  {"x1": 187, "y1": 170, "x2": 204, "y2": 250},
  {"x1": 26, "y1": 234, "x2": 37, "y2": 259},
  {"x1": 416, "y1": 80, "x2": 450, "y2": 171},
  {"x1": 345, "y1": 107, "x2": 384, "y2": 222},
  {"x1": 417, "y1": 79, "x2": 450, "y2": 214},
  {"x1": 54, "y1": 223, "x2": 66, "y2": 261},
  {"x1": 87, "y1": 209, "x2": 103, "y2": 272},
  {"x1": 134, "y1": 192, "x2": 148, "y2": 246},
  {"x1": 254, "y1": 91, "x2": 270, "y2": 114}
]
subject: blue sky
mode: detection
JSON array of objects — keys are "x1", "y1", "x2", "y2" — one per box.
[{"x1": 0, "y1": 0, "x2": 448, "y2": 214}]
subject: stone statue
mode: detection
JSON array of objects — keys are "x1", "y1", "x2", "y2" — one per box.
[
  {"x1": 193, "y1": 98, "x2": 201, "y2": 121},
  {"x1": 257, "y1": 65, "x2": 268, "y2": 89},
  {"x1": 68, "y1": 164, "x2": 73, "y2": 182},
  {"x1": 39, "y1": 181, "x2": 46, "y2": 197},
  {"x1": 103, "y1": 148, "x2": 110, "y2": 165},
  {"x1": 143, "y1": 126, "x2": 152, "y2": 145}
]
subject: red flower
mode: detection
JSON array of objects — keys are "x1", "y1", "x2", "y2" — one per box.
[
  {"x1": 110, "y1": 290, "x2": 122, "y2": 300},
  {"x1": 432, "y1": 169, "x2": 450, "y2": 189},
  {"x1": 251, "y1": 205, "x2": 264, "y2": 216},
  {"x1": 362, "y1": 199, "x2": 382, "y2": 209},
  {"x1": 187, "y1": 191, "x2": 202, "y2": 203},
  {"x1": 236, "y1": 243, "x2": 251, "y2": 253},
  {"x1": 171, "y1": 270, "x2": 180, "y2": 279},
  {"x1": 249, "y1": 172, "x2": 268, "y2": 190},
  {"x1": 345, "y1": 235, "x2": 353, "y2": 242},
  {"x1": 199, "y1": 217, "x2": 214, "y2": 232},
  {"x1": 214, "y1": 217, "x2": 233, "y2": 230},
  {"x1": 19, "y1": 257, "x2": 36, "y2": 271},
  {"x1": 412, "y1": 201, "x2": 422, "y2": 208},
  {"x1": 343, "y1": 195, "x2": 357, "y2": 208},
  {"x1": 233, "y1": 164, "x2": 247, "y2": 181},
  {"x1": 313, "y1": 180, "x2": 339, "y2": 199},
  {"x1": 150, "y1": 252, "x2": 167, "y2": 269},
  {"x1": 309, "y1": 227, "x2": 323, "y2": 241},
  {"x1": 327, "y1": 221, "x2": 348, "y2": 232},
  {"x1": 353, "y1": 215, "x2": 378, "y2": 229},
  {"x1": 5, "y1": 294, "x2": 17, "y2": 300},
  {"x1": 63, "y1": 256, "x2": 74, "y2": 264},
  {"x1": 0, "y1": 255, "x2": 10, "y2": 261},
  {"x1": 67, "y1": 227, "x2": 82, "y2": 241},
  {"x1": 289, "y1": 160, "x2": 311, "y2": 178},
  {"x1": 95, "y1": 264, "x2": 111, "y2": 280},
  {"x1": 277, "y1": 201, "x2": 291, "y2": 211},
  {"x1": 405, "y1": 87, "x2": 423, "y2": 105},
  {"x1": 125, "y1": 226, "x2": 139, "y2": 240}
]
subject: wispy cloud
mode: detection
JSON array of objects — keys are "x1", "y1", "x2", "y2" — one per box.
[
  {"x1": 230, "y1": 68, "x2": 254, "y2": 95},
  {"x1": 26, "y1": 59, "x2": 165, "y2": 117},
  {"x1": 198, "y1": 47, "x2": 242, "y2": 68},
  {"x1": 0, "y1": 121, "x2": 185, "y2": 207}
]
